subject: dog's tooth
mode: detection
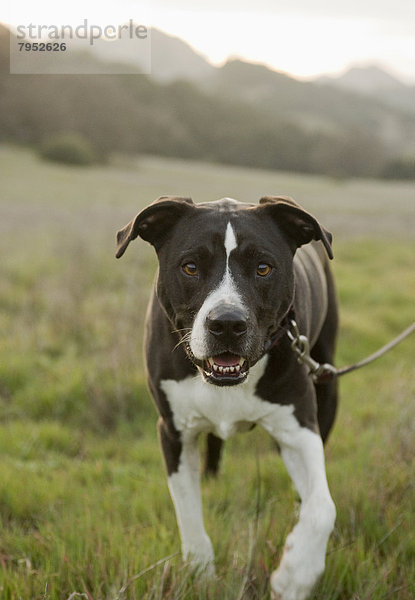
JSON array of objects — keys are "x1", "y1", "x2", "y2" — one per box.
[{"x1": 210, "y1": 361, "x2": 246, "y2": 376}]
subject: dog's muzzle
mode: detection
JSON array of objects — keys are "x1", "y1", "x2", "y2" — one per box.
[{"x1": 186, "y1": 306, "x2": 250, "y2": 386}]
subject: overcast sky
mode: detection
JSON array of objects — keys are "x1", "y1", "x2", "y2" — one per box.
[{"x1": 5, "y1": 0, "x2": 415, "y2": 81}]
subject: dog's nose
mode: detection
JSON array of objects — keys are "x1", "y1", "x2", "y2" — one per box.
[{"x1": 207, "y1": 307, "x2": 248, "y2": 340}]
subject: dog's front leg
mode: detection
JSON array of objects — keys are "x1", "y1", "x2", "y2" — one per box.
[
  {"x1": 270, "y1": 427, "x2": 336, "y2": 600},
  {"x1": 158, "y1": 419, "x2": 215, "y2": 573}
]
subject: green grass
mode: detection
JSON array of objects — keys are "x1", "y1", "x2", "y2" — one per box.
[{"x1": 0, "y1": 145, "x2": 415, "y2": 599}]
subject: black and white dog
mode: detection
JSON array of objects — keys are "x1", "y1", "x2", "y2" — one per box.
[{"x1": 116, "y1": 196, "x2": 338, "y2": 600}]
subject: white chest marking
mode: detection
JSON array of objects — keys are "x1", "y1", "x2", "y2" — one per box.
[{"x1": 160, "y1": 356, "x2": 299, "y2": 443}]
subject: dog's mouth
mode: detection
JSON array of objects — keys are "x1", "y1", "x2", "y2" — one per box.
[
  {"x1": 203, "y1": 352, "x2": 249, "y2": 386},
  {"x1": 185, "y1": 344, "x2": 249, "y2": 386}
]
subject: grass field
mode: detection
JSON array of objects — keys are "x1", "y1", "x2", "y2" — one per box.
[{"x1": 0, "y1": 145, "x2": 414, "y2": 599}]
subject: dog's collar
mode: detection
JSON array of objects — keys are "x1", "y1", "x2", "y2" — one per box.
[
  {"x1": 264, "y1": 306, "x2": 295, "y2": 354},
  {"x1": 264, "y1": 308, "x2": 338, "y2": 384}
]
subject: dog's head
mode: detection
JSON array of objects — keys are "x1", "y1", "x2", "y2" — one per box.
[{"x1": 116, "y1": 196, "x2": 332, "y2": 386}]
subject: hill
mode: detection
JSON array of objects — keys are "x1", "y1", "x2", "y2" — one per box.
[
  {"x1": 208, "y1": 59, "x2": 415, "y2": 155},
  {"x1": 1, "y1": 24, "x2": 414, "y2": 178},
  {"x1": 318, "y1": 64, "x2": 415, "y2": 115},
  {"x1": 319, "y1": 64, "x2": 405, "y2": 94},
  {"x1": 73, "y1": 27, "x2": 217, "y2": 80},
  {"x1": 150, "y1": 28, "x2": 216, "y2": 82}
]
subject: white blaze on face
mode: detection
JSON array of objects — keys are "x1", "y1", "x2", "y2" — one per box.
[
  {"x1": 224, "y1": 221, "x2": 237, "y2": 261},
  {"x1": 190, "y1": 221, "x2": 245, "y2": 359}
]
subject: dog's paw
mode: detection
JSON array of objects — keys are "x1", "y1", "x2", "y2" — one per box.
[
  {"x1": 193, "y1": 559, "x2": 216, "y2": 580},
  {"x1": 270, "y1": 563, "x2": 319, "y2": 600},
  {"x1": 183, "y1": 534, "x2": 215, "y2": 577}
]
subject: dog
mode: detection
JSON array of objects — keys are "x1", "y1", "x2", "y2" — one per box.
[{"x1": 116, "y1": 195, "x2": 338, "y2": 600}]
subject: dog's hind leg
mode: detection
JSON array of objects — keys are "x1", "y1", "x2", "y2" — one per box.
[
  {"x1": 203, "y1": 433, "x2": 223, "y2": 477},
  {"x1": 158, "y1": 418, "x2": 215, "y2": 572}
]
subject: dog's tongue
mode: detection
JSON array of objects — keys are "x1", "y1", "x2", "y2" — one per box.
[{"x1": 213, "y1": 353, "x2": 241, "y2": 367}]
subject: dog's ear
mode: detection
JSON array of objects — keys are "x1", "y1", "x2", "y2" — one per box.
[
  {"x1": 116, "y1": 196, "x2": 194, "y2": 258},
  {"x1": 259, "y1": 195, "x2": 333, "y2": 259}
]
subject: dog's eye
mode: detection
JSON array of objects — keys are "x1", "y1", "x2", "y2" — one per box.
[
  {"x1": 256, "y1": 264, "x2": 272, "y2": 277},
  {"x1": 182, "y1": 262, "x2": 198, "y2": 277}
]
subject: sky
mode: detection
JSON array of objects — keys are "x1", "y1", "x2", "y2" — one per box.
[{"x1": 5, "y1": 0, "x2": 415, "y2": 82}]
